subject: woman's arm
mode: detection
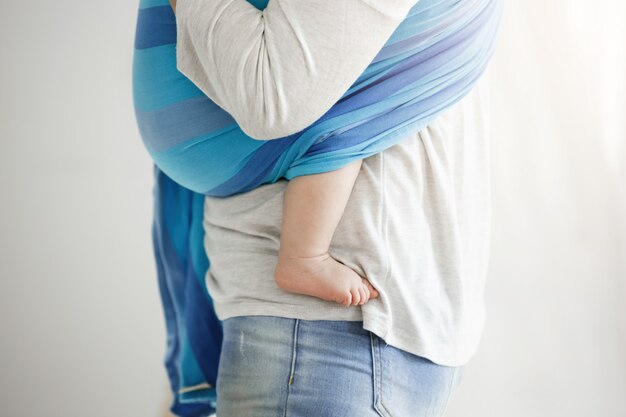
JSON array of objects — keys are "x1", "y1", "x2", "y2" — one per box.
[{"x1": 174, "y1": 0, "x2": 417, "y2": 140}]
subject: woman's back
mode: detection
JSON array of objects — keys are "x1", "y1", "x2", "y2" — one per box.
[
  {"x1": 133, "y1": 0, "x2": 500, "y2": 412},
  {"x1": 203, "y1": 73, "x2": 492, "y2": 367}
]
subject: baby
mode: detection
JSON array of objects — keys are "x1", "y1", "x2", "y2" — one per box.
[
  {"x1": 273, "y1": 159, "x2": 380, "y2": 307},
  {"x1": 169, "y1": 0, "x2": 379, "y2": 308}
]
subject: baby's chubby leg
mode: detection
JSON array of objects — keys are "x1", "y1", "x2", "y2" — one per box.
[{"x1": 274, "y1": 159, "x2": 379, "y2": 307}]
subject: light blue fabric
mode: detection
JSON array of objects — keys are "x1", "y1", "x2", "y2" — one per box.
[
  {"x1": 134, "y1": 0, "x2": 502, "y2": 197},
  {"x1": 132, "y1": 1, "x2": 502, "y2": 415},
  {"x1": 217, "y1": 316, "x2": 464, "y2": 416}
]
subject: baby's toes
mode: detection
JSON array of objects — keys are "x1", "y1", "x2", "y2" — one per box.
[
  {"x1": 357, "y1": 285, "x2": 369, "y2": 305},
  {"x1": 350, "y1": 287, "x2": 362, "y2": 305},
  {"x1": 361, "y1": 277, "x2": 379, "y2": 299},
  {"x1": 336, "y1": 291, "x2": 352, "y2": 307}
]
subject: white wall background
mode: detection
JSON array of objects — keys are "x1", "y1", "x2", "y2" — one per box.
[
  {"x1": 0, "y1": 0, "x2": 167, "y2": 415},
  {"x1": 0, "y1": 1, "x2": 624, "y2": 416},
  {"x1": 448, "y1": 1, "x2": 626, "y2": 416}
]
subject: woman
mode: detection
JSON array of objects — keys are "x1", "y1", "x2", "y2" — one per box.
[
  {"x1": 201, "y1": 80, "x2": 491, "y2": 416},
  {"x1": 135, "y1": 0, "x2": 500, "y2": 415}
]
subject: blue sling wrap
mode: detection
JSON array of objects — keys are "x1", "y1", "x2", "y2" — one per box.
[{"x1": 132, "y1": 0, "x2": 502, "y2": 415}]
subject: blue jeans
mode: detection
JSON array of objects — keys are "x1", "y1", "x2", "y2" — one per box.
[{"x1": 215, "y1": 316, "x2": 464, "y2": 417}]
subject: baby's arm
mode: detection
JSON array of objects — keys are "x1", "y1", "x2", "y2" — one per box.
[{"x1": 274, "y1": 159, "x2": 379, "y2": 306}]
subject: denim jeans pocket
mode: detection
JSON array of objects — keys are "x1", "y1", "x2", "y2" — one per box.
[{"x1": 370, "y1": 332, "x2": 460, "y2": 417}]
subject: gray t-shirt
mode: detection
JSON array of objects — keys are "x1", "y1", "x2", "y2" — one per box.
[
  {"x1": 175, "y1": 0, "x2": 492, "y2": 367},
  {"x1": 202, "y1": 78, "x2": 491, "y2": 367},
  {"x1": 175, "y1": 0, "x2": 420, "y2": 139}
]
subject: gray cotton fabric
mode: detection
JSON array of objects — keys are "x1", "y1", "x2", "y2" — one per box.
[
  {"x1": 175, "y1": 0, "x2": 418, "y2": 139},
  {"x1": 202, "y1": 76, "x2": 492, "y2": 367},
  {"x1": 174, "y1": 0, "x2": 492, "y2": 366}
]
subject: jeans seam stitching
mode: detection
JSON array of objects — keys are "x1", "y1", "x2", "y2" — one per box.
[
  {"x1": 370, "y1": 333, "x2": 380, "y2": 415},
  {"x1": 371, "y1": 333, "x2": 393, "y2": 417},
  {"x1": 370, "y1": 333, "x2": 377, "y2": 402},
  {"x1": 283, "y1": 319, "x2": 300, "y2": 417},
  {"x1": 378, "y1": 339, "x2": 394, "y2": 417}
]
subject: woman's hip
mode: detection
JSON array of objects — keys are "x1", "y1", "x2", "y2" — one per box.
[{"x1": 216, "y1": 315, "x2": 463, "y2": 417}]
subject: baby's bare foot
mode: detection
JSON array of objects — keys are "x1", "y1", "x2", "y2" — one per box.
[{"x1": 274, "y1": 252, "x2": 379, "y2": 307}]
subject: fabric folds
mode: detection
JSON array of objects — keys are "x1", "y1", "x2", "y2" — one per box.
[{"x1": 131, "y1": 0, "x2": 502, "y2": 415}]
